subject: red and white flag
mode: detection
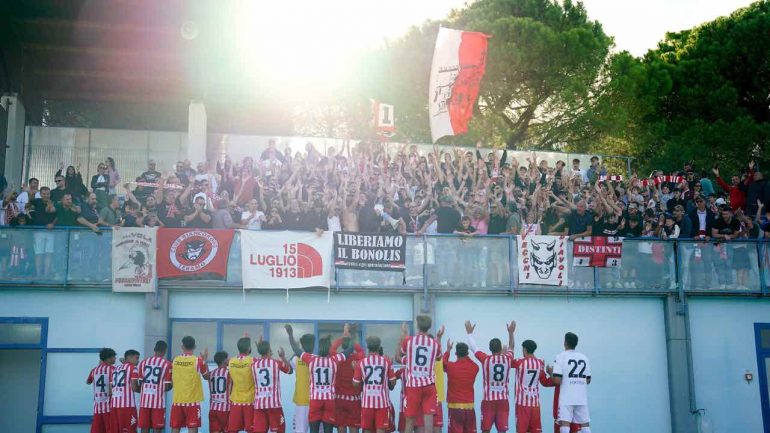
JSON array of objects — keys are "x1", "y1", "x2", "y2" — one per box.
[
  {"x1": 428, "y1": 27, "x2": 489, "y2": 143},
  {"x1": 572, "y1": 236, "x2": 623, "y2": 267},
  {"x1": 157, "y1": 229, "x2": 234, "y2": 279}
]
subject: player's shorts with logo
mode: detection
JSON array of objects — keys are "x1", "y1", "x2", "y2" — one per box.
[
  {"x1": 335, "y1": 397, "x2": 361, "y2": 427},
  {"x1": 309, "y1": 399, "x2": 336, "y2": 424},
  {"x1": 404, "y1": 385, "x2": 437, "y2": 417},
  {"x1": 209, "y1": 409, "x2": 229, "y2": 432},
  {"x1": 361, "y1": 407, "x2": 391, "y2": 431},
  {"x1": 170, "y1": 404, "x2": 201, "y2": 429},
  {"x1": 515, "y1": 405, "x2": 542, "y2": 433},
  {"x1": 253, "y1": 407, "x2": 286, "y2": 433},
  {"x1": 90, "y1": 412, "x2": 111, "y2": 433},
  {"x1": 110, "y1": 407, "x2": 138, "y2": 433},
  {"x1": 557, "y1": 405, "x2": 590, "y2": 424},
  {"x1": 481, "y1": 400, "x2": 509, "y2": 432},
  {"x1": 138, "y1": 407, "x2": 166, "y2": 430},
  {"x1": 229, "y1": 404, "x2": 255, "y2": 432}
]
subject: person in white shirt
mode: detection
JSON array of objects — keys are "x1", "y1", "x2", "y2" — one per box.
[
  {"x1": 551, "y1": 332, "x2": 592, "y2": 433},
  {"x1": 16, "y1": 177, "x2": 41, "y2": 212},
  {"x1": 240, "y1": 199, "x2": 266, "y2": 230}
]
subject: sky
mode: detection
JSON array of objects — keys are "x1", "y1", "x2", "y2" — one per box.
[{"x1": 374, "y1": 0, "x2": 757, "y2": 56}]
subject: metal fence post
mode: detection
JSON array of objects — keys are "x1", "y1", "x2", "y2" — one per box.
[
  {"x1": 421, "y1": 235, "x2": 429, "y2": 313},
  {"x1": 508, "y1": 235, "x2": 515, "y2": 294}
]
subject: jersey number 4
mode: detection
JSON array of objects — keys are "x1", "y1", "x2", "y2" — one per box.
[
  {"x1": 567, "y1": 360, "x2": 587, "y2": 378},
  {"x1": 95, "y1": 374, "x2": 107, "y2": 392}
]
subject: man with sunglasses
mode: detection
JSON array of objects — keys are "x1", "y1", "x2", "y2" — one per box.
[{"x1": 51, "y1": 175, "x2": 68, "y2": 204}]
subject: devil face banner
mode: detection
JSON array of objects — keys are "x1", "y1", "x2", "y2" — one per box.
[
  {"x1": 157, "y1": 229, "x2": 235, "y2": 279},
  {"x1": 517, "y1": 235, "x2": 569, "y2": 286}
]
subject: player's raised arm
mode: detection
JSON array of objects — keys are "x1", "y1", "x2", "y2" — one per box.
[
  {"x1": 396, "y1": 321, "x2": 409, "y2": 360},
  {"x1": 506, "y1": 320, "x2": 516, "y2": 354},
  {"x1": 284, "y1": 324, "x2": 303, "y2": 357},
  {"x1": 277, "y1": 347, "x2": 293, "y2": 374},
  {"x1": 464, "y1": 320, "x2": 481, "y2": 354},
  {"x1": 436, "y1": 324, "x2": 446, "y2": 358}
]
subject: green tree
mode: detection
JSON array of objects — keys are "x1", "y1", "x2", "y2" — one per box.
[{"x1": 375, "y1": 0, "x2": 613, "y2": 148}]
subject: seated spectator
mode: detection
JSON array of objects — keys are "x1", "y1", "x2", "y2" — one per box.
[{"x1": 240, "y1": 199, "x2": 266, "y2": 230}]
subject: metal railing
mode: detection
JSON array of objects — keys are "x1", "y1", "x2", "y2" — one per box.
[{"x1": 0, "y1": 227, "x2": 768, "y2": 295}]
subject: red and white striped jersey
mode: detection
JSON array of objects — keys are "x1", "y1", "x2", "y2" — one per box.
[
  {"x1": 110, "y1": 363, "x2": 138, "y2": 408},
  {"x1": 137, "y1": 356, "x2": 172, "y2": 409},
  {"x1": 475, "y1": 350, "x2": 515, "y2": 401},
  {"x1": 252, "y1": 357, "x2": 292, "y2": 409},
  {"x1": 88, "y1": 363, "x2": 115, "y2": 414},
  {"x1": 513, "y1": 357, "x2": 547, "y2": 407},
  {"x1": 208, "y1": 366, "x2": 230, "y2": 412},
  {"x1": 300, "y1": 352, "x2": 346, "y2": 401},
  {"x1": 353, "y1": 354, "x2": 396, "y2": 409},
  {"x1": 400, "y1": 334, "x2": 441, "y2": 388}
]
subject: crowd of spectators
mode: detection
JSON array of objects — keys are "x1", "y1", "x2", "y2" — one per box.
[{"x1": 2, "y1": 140, "x2": 770, "y2": 241}]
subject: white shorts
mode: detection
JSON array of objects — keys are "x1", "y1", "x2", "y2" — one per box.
[
  {"x1": 33, "y1": 232, "x2": 55, "y2": 255},
  {"x1": 558, "y1": 405, "x2": 590, "y2": 424},
  {"x1": 293, "y1": 404, "x2": 309, "y2": 433}
]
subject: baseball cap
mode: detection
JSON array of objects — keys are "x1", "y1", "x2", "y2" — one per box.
[
  {"x1": 628, "y1": 202, "x2": 638, "y2": 209},
  {"x1": 715, "y1": 197, "x2": 727, "y2": 206}
]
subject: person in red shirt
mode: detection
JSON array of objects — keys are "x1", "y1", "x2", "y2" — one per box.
[
  {"x1": 332, "y1": 327, "x2": 365, "y2": 433},
  {"x1": 713, "y1": 165, "x2": 751, "y2": 211},
  {"x1": 396, "y1": 316, "x2": 445, "y2": 433},
  {"x1": 443, "y1": 340, "x2": 479, "y2": 433},
  {"x1": 87, "y1": 348, "x2": 117, "y2": 433},
  {"x1": 111, "y1": 349, "x2": 141, "y2": 433},
  {"x1": 542, "y1": 367, "x2": 579, "y2": 433}
]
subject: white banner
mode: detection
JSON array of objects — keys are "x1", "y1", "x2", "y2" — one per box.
[
  {"x1": 517, "y1": 235, "x2": 568, "y2": 286},
  {"x1": 240, "y1": 230, "x2": 333, "y2": 289},
  {"x1": 112, "y1": 227, "x2": 157, "y2": 293}
]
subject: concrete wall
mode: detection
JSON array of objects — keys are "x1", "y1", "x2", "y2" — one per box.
[
  {"x1": 689, "y1": 297, "x2": 770, "y2": 433},
  {"x1": 435, "y1": 295, "x2": 672, "y2": 433}
]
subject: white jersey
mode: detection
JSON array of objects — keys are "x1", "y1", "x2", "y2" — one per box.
[{"x1": 552, "y1": 350, "x2": 591, "y2": 406}]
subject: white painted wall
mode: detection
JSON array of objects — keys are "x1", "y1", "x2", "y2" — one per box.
[
  {"x1": 435, "y1": 295, "x2": 672, "y2": 433},
  {"x1": 689, "y1": 297, "x2": 770, "y2": 433},
  {"x1": 0, "y1": 290, "x2": 146, "y2": 349}
]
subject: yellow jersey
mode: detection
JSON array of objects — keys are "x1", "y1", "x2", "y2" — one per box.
[
  {"x1": 292, "y1": 357, "x2": 310, "y2": 406},
  {"x1": 172, "y1": 354, "x2": 206, "y2": 404},
  {"x1": 435, "y1": 359, "x2": 445, "y2": 403},
  {"x1": 228, "y1": 355, "x2": 255, "y2": 404}
]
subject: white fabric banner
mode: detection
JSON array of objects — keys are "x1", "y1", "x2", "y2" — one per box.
[
  {"x1": 112, "y1": 227, "x2": 157, "y2": 293},
  {"x1": 429, "y1": 27, "x2": 463, "y2": 143},
  {"x1": 517, "y1": 235, "x2": 569, "y2": 286},
  {"x1": 240, "y1": 230, "x2": 333, "y2": 289}
]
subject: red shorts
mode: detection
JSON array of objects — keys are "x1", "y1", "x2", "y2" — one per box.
[
  {"x1": 448, "y1": 408, "x2": 476, "y2": 433},
  {"x1": 515, "y1": 405, "x2": 542, "y2": 433},
  {"x1": 480, "y1": 400, "x2": 509, "y2": 432},
  {"x1": 138, "y1": 407, "x2": 166, "y2": 430},
  {"x1": 552, "y1": 422, "x2": 581, "y2": 433},
  {"x1": 91, "y1": 412, "x2": 111, "y2": 433},
  {"x1": 336, "y1": 398, "x2": 362, "y2": 427},
  {"x1": 209, "y1": 410, "x2": 230, "y2": 433},
  {"x1": 229, "y1": 404, "x2": 255, "y2": 432},
  {"x1": 170, "y1": 404, "x2": 201, "y2": 429},
  {"x1": 253, "y1": 407, "x2": 286, "y2": 433},
  {"x1": 309, "y1": 399, "x2": 336, "y2": 424},
  {"x1": 361, "y1": 407, "x2": 391, "y2": 431},
  {"x1": 110, "y1": 406, "x2": 137, "y2": 433},
  {"x1": 399, "y1": 402, "x2": 442, "y2": 430},
  {"x1": 404, "y1": 385, "x2": 437, "y2": 417}
]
